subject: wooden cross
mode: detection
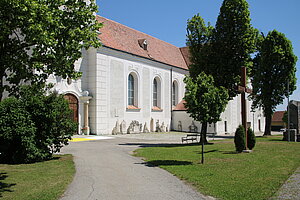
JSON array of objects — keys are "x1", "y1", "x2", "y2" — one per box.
[{"x1": 237, "y1": 67, "x2": 252, "y2": 149}]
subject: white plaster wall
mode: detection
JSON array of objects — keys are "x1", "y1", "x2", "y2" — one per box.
[
  {"x1": 171, "y1": 111, "x2": 215, "y2": 133},
  {"x1": 94, "y1": 47, "x2": 187, "y2": 135},
  {"x1": 45, "y1": 46, "x2": 266, "y2": 136},
  {"x1": 46, "y1": 48, "x2": 89, "y2": 134},
  {"x1": 172, "y1": 94, "x2": 265, "y2": 135},
  {"x1": 88, "y1": 50, "x2": 110, "y2": 134}
]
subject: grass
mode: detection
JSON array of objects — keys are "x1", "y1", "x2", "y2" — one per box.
[
  {"x1": 0, "y1": 154, "x2": 75, "y2": 200},
  {"x1": 135, "y1": 136, "x2": 300, "y2": 200}
]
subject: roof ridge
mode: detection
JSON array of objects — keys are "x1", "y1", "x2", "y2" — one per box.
[
  {"x1": 96, "y1": 15, "x2": 181, "y2": 50},
  {"x1": 96, "y1": 15, "x2": 188, "y2": 70}
]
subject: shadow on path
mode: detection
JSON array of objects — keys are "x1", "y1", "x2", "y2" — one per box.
[
  {"x1": 119, "y1": 142, "x2": 215, "y2": 148},
  {"x1": 209, "y1": 135, "x2": 234, "y2": 139},
  {"x1": 0, "y1": 172, "x2": 16, "y2": 198},
  {"x1": 137, "y1": 160, "x2": 193, "y2": 167}
]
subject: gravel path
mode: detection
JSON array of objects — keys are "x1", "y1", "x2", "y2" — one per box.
[{"x1": 271, "y1": 167, "x2": 300, "y2": 200}]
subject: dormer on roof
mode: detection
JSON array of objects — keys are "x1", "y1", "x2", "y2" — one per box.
[{"x1": 138, "y1": 39, "x2": 148, "y2": 51}]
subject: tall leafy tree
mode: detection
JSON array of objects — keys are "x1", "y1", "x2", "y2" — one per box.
[
  {"x1": 186, "y1": 14, "x2": 214, "y2": 79},
  {"x1": 251, "y1": 30, "x2": 297, "y2": 135},
  {"x1": 213, "y1": 0, "x2": 258, "y2": 98},
  {"x1": 0, "y1": 0, "x2": 102, "y2": 100},
  {"x1": 184, "y1": 73, "x2": 229, "y2": 143}
]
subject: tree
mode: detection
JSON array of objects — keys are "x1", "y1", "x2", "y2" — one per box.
[
  {"x1": 186, "y1": 14, "x2": 214, "y2": 79},
  {"x1": 250, "y1": 30, "x2": 297, "y2": 135},
  {"x1": 184, "y1": 73, "x2": 229, "y2": 142},
  {"x1": 0, "y1": 0, "x2": 102, "y2": 100},
  {"x1": 213, "y1": 0, "x2": 258, "y2": 98}
]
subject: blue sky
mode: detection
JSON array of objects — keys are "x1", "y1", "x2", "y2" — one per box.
[{"x1": 97, "y1": 0, "x2": 300, "y2": 111}]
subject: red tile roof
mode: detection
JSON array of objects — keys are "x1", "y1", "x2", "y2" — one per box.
[
  {"x1": 180, "y1": 47, "x2": 192, "y2": 67},
  {"x1": 272, "y1": 111, "x2": 285, "y2": 122},
  {"x1": 173, "y1": 100, "x2": 187, "y2": 111},
  {"x1": 96, "y1": 16, "x2": 188, "y2": 70}
]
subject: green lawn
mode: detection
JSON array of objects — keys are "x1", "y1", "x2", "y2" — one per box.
[
  {"x1": 0, "y1": 154, "x2": 75, "y2": 200},
  {"x1": 135, "y1": 136, "x2": 300, "y2": 200}
]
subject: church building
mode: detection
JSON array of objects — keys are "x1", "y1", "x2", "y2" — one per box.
[{"x1": 47, "y1": 16, "x2": 265, "y2": 135}]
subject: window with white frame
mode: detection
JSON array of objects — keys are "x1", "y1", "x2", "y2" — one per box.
[
  {"x1": 152, "y1": 77, "x2": 162, "y2": 110},
  {"x1": 128, "y1": 73, "x2": 139, "y2": 108},
  {"x1": 172, "y1": 81, "x2": 178, "y2": 106},
  {"x1": 153, "y1": 78, "x2": 158, "y2": 107},
  {"x1": 128, "y1": 74, "x2": 134, "y2": 105}
]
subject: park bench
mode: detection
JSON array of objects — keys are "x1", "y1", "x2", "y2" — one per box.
[
  {"x1": 181, "y1": 134, "x2": 200, "y2": 143},
  {"x1": 181, "y1": 133, "x2": 216, "y2": 143}
]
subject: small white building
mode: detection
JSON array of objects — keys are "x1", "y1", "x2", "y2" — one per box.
[{"x1": 48, "y1": 16, "x2": 265, "y2": 135}]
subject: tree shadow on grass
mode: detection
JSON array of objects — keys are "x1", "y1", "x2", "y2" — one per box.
[
  {"x1": 194, "y1": 149, "x2": 219, "y2": 154},
  {"x1": 0, "y1": 173, "x2": 16, "y2": 198},
  {"x1": 267, "y1": 138, "x2": 284, "y2": 142},
  {"x1": 119, "y1": 142, "x2": 216, "y2": 149},
  {"x1": 138, "y1": 160, "x2": 193, "y2": 167},
  {"x1": 220, "y1": 151, "x2": 239, "y2": 154}
]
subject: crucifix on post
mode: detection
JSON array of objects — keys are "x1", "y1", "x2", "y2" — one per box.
[{"x1": 237, "y1": 66, "x2": 252, "y2": 149}]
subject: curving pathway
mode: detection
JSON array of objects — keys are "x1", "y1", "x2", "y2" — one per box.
[{"x1": 59, "y1": 135, "x2": 214, "y2": 200}]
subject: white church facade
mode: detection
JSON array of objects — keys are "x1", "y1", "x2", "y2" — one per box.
[{"x1": 48, "y1": 16, "x2": 265, "y2": 135}]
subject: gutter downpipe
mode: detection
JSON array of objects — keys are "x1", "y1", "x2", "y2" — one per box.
[{"x1": 170, "y1": 67, "x2": 173, "y2": 132}]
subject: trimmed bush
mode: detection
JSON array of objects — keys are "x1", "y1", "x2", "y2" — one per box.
[
  {"x1": 0, "y1": 98, "x2": 39, "y2": 163},
  {"x1": 20, "y1": 87, "x2": 77, "y2": 158},
  {"x1": 234, "y1": 125, "x2": 246, "y2": 152},
  {"x1": 0, "y1": 86, "x2": 77, "y2": 164},
  {"x1": 247, "y1": 127, "x2": 256, "y2": 150}
]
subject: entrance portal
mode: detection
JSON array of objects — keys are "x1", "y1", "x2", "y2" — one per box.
[{"x1": 64, "y1": 93, "x2": 79, "y2": 124}]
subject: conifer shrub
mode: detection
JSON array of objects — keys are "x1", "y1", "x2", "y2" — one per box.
[
  {"x1": 234, "y1": 125, "x2": 246, "y2": 152},
  {"x1": 247, "y1": 127, "x2": 256, "y2": 150}
]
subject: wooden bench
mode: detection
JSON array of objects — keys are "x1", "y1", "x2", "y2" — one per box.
[
  {"x1": 181, "y1": 133, "x2": 216, "y2": 143},
  {"x1": 181, "y1": 134, "x2": 200, "y2": 143}
]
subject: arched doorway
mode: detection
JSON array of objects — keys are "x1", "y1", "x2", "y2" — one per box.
[{"x1": 64, "y1": 93, "x2": 79, "y2": 124}]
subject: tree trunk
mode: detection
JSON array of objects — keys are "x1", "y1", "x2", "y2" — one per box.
[
  {"x1": 0, "y1": 72, "x2": 4, "y2": 101},
  {"x1": 200, "y1": 122, "x2": 208, "y2": 144},
  {"x1": 264, "y1": 111, "x2": 272, "y2": 136}
]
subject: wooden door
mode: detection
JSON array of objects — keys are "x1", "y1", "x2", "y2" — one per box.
[{"x1": 64, "y1": 94, "x2": 79, "y2": 123}]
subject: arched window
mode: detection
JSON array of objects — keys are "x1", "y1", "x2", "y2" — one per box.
[
  {"x1": 152, "y1": 77, "x2": 161, "y2": 109},
  {"x1": 128, "y1": 72, "x2": 139, "y2": 108},
  {"x1": 128, "y1": 74, "x2": 135, "y2": 105},
  {"x1": 172, "y1": 81, "x2": 178, "y2": 106},
  {"x1": 153, "y1": 79, "x2": 158, "y2": 107}
]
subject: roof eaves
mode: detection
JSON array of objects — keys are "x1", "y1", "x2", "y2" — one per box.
[{"x1": 101, "y1": 45, "x2": 188, "y2": 71}]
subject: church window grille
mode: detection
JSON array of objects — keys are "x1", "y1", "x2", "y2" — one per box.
[
  {"x1": 172, "y1": 81, "x2": 178, "y2": 106},
  {"x1": 153, "y1": 79, "x2": 158, "y2": 107},
  {"x1": 128, "y1": 74, "x2": 134, "y2": 105}
]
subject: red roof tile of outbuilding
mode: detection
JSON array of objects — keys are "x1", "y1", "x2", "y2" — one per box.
[
  {"x1": 272, "y1": 111, "x2": 285, "y2": 122},
  {"x1": 96, "y1": 16, "x2": 188, "y2": 70}
]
